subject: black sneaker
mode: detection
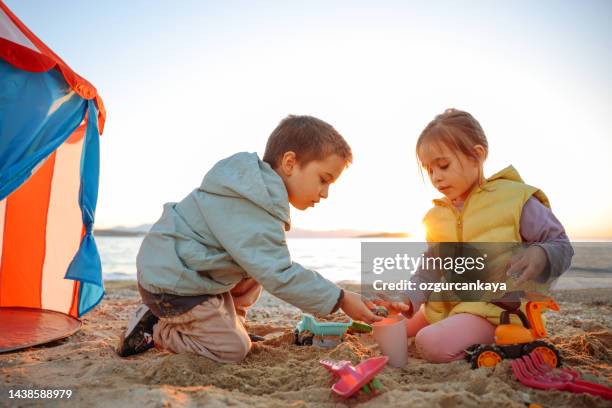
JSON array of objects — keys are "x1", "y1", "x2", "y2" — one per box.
[{"x1": 117, "y1": 304, "x2": 159, "y2": 357}]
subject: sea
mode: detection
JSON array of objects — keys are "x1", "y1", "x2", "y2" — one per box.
[
  {"x1": 97, "y1": 237, "x2": 612, "y2": 289},
  {"x1": 98, "y1": 236, "x2": 383, "y2": 283}
]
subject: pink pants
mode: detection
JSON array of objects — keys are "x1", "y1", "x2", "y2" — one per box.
[
  {"x1": 152, "y1": 278, "x2": 262, "y2": 363},
  {"x1": 405, "y1": 308, "x2": 496, "y2": 363}
]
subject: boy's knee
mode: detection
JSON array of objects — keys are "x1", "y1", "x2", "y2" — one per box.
[
  {"x1": 153, "y1": 320, "x2": 252, "y2": 363},
  {"x1": 415, "y1": 327, "x2": 454, "y2": 363},
  {"x1": 220, "y1": 330, "x2": 251, "y2": 363}
]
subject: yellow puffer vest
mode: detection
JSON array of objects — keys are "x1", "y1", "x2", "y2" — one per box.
[{"x1": 422, "y1": 165, "x2": 550, "y2": 325}]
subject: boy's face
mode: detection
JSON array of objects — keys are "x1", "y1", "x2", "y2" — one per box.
[{"x1": 276, "y1": 153, "x2": 346, "y2": 210}]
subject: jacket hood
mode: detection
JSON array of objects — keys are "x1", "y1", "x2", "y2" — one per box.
[
  {"x1": 200, "y1": 152, "x2": 291, "y2": 228},
  {"x1": 486, "y1": 165, "x2": 524, "y2": 184},
  {"x1": 486, "y1": 165, "x2": 550, "y2": 207}
]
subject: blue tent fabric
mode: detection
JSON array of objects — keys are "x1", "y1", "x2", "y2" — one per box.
[
  {"x1": 0, "y1": 59, "x2": 104, "y2": 317},
  {"x1": 66, "y1": 100, "x2": 105, "y2": 316},
  {"x1": 0, "y1": 60, "x2": 88, "y2": 201}
]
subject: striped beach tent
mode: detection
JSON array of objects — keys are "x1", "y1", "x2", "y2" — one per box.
[{"x1": 0, "y1": 1, "x2": 106, "y2": 352}]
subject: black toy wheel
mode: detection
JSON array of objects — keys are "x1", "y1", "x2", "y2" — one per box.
[
  {"x1": 464, "y1": 344, "x2": 480, "y2": 362},
  {"x1": 523, "y1": 340, "x2": 561, "y2": 368},
  {"x1": 294, "y1": 329, "x2": 314, "y2": 346},
  {"x1": 294, "y1": 328, "x2": 300, "y2": 345},
  {"x1": 470, "y1": 345, "x2": 505, "y2": 369}
]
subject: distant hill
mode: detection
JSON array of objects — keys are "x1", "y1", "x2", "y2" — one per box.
[
  {"x1": 94, "y1": 224, "x2": 409, "y2": 239},
  {"x1": 287, "y1": 228, "x2": 410, "y2": 238},
  {"x1": 95, "y1": 224, "x2": 152, "y2": 237},
  {"x1": 356, "y1": 232, "x2": 410, "y2": 238},
  {"x1": 287, "y1": 228, "x2": 370, "y2": 238}
]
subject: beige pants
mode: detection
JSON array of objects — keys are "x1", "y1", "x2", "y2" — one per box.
[{"x1": 152, "y1": 278, "x2": 262, "y2": 363}]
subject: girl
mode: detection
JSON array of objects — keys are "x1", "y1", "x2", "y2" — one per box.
[{"x1": 390, "y1": 108, "x2": 573, "y2": 363}]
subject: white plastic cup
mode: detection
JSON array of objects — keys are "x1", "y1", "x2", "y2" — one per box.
[{"x1": 373, "y1": 314, "x2": 409, "y2": 368}]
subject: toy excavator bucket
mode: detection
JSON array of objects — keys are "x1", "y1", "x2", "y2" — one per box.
[{"x1": 526, "y1": 299, "x2": 559, "y2": 338}]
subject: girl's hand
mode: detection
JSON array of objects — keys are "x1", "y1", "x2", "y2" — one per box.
[
  {"x1": 506, "y1": 245, "x2": 549, "y2": 285},
  {"x1": 388, "y1": 301, "x2": 412, "y2": 315},
  {"x1": 373, "y1": 298, "x2": 412, "y2": 316},
  {"x1": 340, "y1": 291, "x2": 383, "y2": 324}
]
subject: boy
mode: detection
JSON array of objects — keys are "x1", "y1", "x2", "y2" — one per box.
[{"x1": 117, "y1": 115, "x2": 381, "y2": 362}]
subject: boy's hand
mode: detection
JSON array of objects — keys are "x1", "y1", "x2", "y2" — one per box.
[
  {"x1": 506, "y1": 245, "x2": 549, "y2": 285},
  {"x1": 340, "y1": 291, "x2": 383, "y2": 324}
]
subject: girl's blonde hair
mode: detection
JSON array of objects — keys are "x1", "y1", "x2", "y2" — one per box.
[{"x1": 416, "y1": 108, "x2": 488, "y2": 186}]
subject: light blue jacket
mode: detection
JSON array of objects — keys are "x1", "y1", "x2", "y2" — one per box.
[{"x1": 136, "y1": 152, "x2": 342, "y2": 315}]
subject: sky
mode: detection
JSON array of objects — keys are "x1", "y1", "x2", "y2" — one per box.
[{"x1": 6, "y1": 0, "x2": 612, "y2": 239}]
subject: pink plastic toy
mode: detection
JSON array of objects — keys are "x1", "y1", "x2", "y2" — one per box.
[
  {"x1": 512, "y1": 351, "x2": 612, "y2": 400},
  {"x1": 320, "y1": 356, "x2": 389, "y2": 398}
]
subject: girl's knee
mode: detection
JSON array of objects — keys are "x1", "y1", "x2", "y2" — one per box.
[
  {"x1": 414, "y1": 327, "x2": 456, "y2": 363},
  {"x1": 414, "y1": 314, "x2": 495, "y2": 363}
]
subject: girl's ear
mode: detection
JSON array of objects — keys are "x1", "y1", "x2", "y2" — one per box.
[
  {"x1": 473, "y1": 144, "x2": 488, "y2": 163},
  {"x1": 280, "y1": 151, "x2": 297, "y2": 176},
  {"x1": 473, "y1": 145, "x2": 487, "y2": 187}
]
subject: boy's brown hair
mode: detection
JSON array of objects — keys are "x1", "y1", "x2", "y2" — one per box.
[{"x1": 263, "y1": 115, "x2": 353, "y2": 169}]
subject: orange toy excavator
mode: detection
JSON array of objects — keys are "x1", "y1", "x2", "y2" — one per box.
[{"x1": 466, "y1": 292, "x2": 562, "y2": 369}]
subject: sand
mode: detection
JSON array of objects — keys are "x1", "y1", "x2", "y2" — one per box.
[{"x1": 1, "y1": 281, "x2": 611, "y2": 408}]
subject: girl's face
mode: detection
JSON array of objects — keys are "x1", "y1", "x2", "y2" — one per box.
[{"x1": 418, "y1": 141, "x2": 485, "y2": 202}]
